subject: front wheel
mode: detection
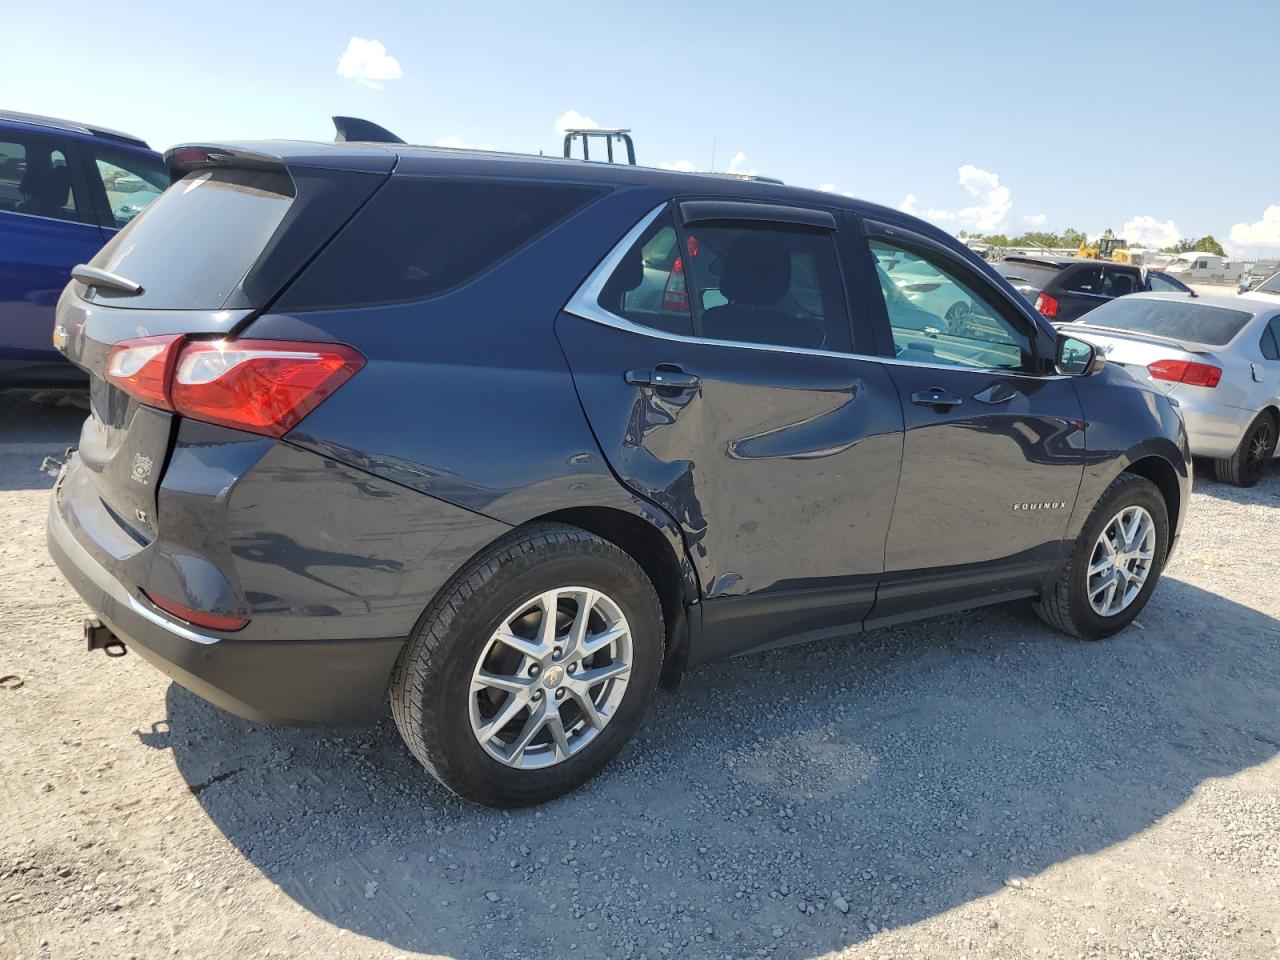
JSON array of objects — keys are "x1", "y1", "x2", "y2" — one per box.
[
  {"x1": 1214, "y1": 413, "x2": 1276, "y2": 487},
  {"x1": 389, "y1": 523, "x2": 664, "y2": 807},
  {"x1": 1034, "y1": 473, "x2": 1169, "y2": 640}
]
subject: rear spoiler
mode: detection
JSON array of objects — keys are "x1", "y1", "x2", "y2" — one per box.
[
  {"x1": 1071, "y1": 323, "x2": 1214, "y2": 356},
  {"x1": 332, "y1": 116, "x2": 405, "y2": 144},
  {"x1": 164, "y1": 141, "x2": 397, "y2": 181}
]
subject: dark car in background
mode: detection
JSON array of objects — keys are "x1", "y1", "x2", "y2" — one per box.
[
  {"x1": 47, "y1": 138, "x2": 1190, "y2": 806},
  {"x1": 0, "y1": 110, "x2": 168, "y2": 386},
  {"x1": 995, "y1": 256, "x2": 1192, "y2": 324}
]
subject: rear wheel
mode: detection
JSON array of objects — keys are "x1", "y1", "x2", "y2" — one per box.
[
  {"x1": 389, "y1": 523, "x2": 663, "y2": 807},
  {"x1": 1034, "y1": 473, "x2": 1169, "y2": 640},
  {"x1": 1213, "y1": 412, "x2": 1276, "y2": 487}
]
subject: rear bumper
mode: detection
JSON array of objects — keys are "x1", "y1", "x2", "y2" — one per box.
[
  {"x1": 47, "y1": 486, "x2": 404, "y2": 726},
  {"x1": 1174, "y1": 397, "x2": 1252, "y2": 459}
]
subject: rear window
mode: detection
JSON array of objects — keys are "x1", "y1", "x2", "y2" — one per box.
[
  {"x1": 277, "y1": 177, "x2": 600, "y2": 310},
  {"x1": 1080, "y1": 298, "x2": 1254, "y2": 346},
  {"x1": 87, "y1": 168, "x2": 294, "y2": 308},
  {"x1": 1257, "y1": 272, "x2": 1280, "y2": 295},
  {"x1": 994, "y1": 261, "x2": 1060, "y2": 290}
]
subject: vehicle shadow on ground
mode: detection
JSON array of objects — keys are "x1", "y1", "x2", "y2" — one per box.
[
  {"x1": 0, "y1": 389, "x2": 87, "y2": 491},
  {"x1": 159, "y1": 578, "x2": 1280, "y2": 958},
  {"x1": 1191, "y1": 461, "x2": 1280, "y2": 508}
]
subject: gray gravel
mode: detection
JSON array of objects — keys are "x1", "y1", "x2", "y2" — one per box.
[{"x1": 2, "y1": 387, "x2": 1279, "y2": 959}]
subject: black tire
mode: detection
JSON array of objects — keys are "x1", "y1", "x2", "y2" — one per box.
[
  {"x1": 1034, "y1": 473, "x2": 1169, "y2": 641},
  {"x1": 389, "y1": 522, "x2": 663, "y2": 807},
  {"x1": 1213, "y1": 412, "x2": 1276, "y2": 487}
]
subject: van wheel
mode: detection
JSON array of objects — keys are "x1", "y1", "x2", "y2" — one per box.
[
  {"x1": 1034, "y1": 473, "x2": 1169, "y2": 641},
  {"x1": 1214, "y1": 413, "x2": 1275, "y2": 487},
  {"x1": 389, "y1": 523, "x2": 663, "y2": 807}
]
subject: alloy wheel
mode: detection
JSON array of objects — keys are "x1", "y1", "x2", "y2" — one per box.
[
  {"x1": 469, "y1": 587, "x2": 632, "y2": 770},
  {"x1": 1087, "y1": 505, "x2": 1156, "y2": 617},
  {"x1": 1247, "y1": 421, "x2": 1275, "y2": 477}
]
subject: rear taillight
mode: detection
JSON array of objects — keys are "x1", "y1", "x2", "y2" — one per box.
[
  {"x1": 105, "y1": 335, "x2": 183, "y2": 409},
  {"x1": 104, "y1": 336, "x2": 365, "y2": 436},
  {"x1": 1147, "y1": 358, "x2": 1222, "y2": 388},
  {"x1": 141, "y1": 589, "x2": 249, "y2": 632},
  {"x1": 662, "y1": 257, "x2": 688, "y2": 312},
  {"x1": 1034, "y1": 293, "x2": 1059, "y2": 319}
]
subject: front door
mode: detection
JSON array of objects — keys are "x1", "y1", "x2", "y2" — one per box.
[
  {"x1": 557, "y1": 201, "x2": 904, "y2": 661},
  {"x1": 860, "y1": 224, "x2": 1086, "y2": 624}
]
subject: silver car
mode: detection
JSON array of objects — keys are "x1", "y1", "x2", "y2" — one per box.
[{"x1": 1064, "y1": 292, "x2": 1280, "y2": 486}]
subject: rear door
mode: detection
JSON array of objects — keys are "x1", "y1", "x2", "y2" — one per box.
[
  {"x1": 557, "y1": 200, "x2": 904, "y2": 660},
  {"x1": 0, "y1": 131, "x2": 103, "y2": 375},
  {"x1": 858, "y1": 221, "x2": 1085, "y2": 624}
]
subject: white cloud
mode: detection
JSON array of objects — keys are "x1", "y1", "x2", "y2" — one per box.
[
  {"x1": 1229, "y1": 204, "x2": 1280, "y2": 251},
  {"x1": 817, "y1": 183, "x2": 855, "y2": 198},
  {"x1": 437, "y1": 135, "x2": 469, "y2": 149},
  {"x1": 555, "y1": 110, "x2": 600, "y2": 134},
  {"x1": 726, "y1": 151, "x2": 757, "y2": 176},
  {"x1": 1120, "y1": 215, "x2": 1182, "y2": 249},
  {"x1": 337, "y1": 37, "x2": 402, "y2": 87},
  {"x1": 660, "y1": 159, "x2": 696, "y2": 172},
  {"x1": 902, "y1": 165, "x2": 1012, "y2": 233},
  {"x1": 1022, "y1": 213, "x2": 1047, "y2": 227}
]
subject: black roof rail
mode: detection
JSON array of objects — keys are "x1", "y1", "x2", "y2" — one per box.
[
  {"x1": 0, "y1": 109, "x2": 149, "y2": 148},
  {"x1": 563, "y1": 128, "x2": 636, "y2": 165},
  {"x1": 332, "y1": 116, "x2": 406, "y2": 144}
]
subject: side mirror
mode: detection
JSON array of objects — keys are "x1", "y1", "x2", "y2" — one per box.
[{"x1": 1056, "y1": 334, "x2": 1103, "y2": 376}]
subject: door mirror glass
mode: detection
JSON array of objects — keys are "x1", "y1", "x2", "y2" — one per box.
[{"x1": 1056, "y1": 335, "x2": 1097, "y2": 376}]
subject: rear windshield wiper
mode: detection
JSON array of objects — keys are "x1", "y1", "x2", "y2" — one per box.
[{"x1": 71, "y1": 264, "x2": 144, "y2": 296}]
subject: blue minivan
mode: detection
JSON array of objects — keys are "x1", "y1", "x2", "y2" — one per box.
[{"x1": 0, "y1": 110, "x2": 167, "y2": 385}]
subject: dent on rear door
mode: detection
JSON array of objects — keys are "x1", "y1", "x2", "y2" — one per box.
[{"x1": 556, "y1": 312, "x2": 904, "y2": 657}]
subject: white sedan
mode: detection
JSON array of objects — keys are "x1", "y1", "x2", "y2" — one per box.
[{"x1": 1066, "y1": 292, "x2": 1280, "y2": 486}]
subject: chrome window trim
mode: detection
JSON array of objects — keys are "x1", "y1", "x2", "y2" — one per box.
[
  {"x1": 0, "y1": 206, "x2": 96, "y2": 229},
  {"x1": 564, "y1": 203, "x2": 1065, "y2": 382}
]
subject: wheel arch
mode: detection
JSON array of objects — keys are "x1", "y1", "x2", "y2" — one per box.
[
  {"x1": 527, "y1": 505, "x2": 698, "y2": 689},
  {"x1": 1123, "y1": 455, "x2": 1183, "y2": 540}
]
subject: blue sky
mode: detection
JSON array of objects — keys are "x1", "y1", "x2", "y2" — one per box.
[{"x1": 5, "y1": 0, "x2": 1279, "y2": 252}]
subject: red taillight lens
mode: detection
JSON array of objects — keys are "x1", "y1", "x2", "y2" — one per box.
[
  {"x1": 662, "y1": 257, "x2": 688, "y2": 312},
  {"x1": 1034, "y1": 293, "x2": 1059, "y2": 318},
  {"x1": 104, "y1": 336, "x2": 365, "y2": 436},
  {"x1": 104, "y1": 334, "x2": 183, "y2": 409},
  {"x1": 171, "y1": 340, "x2": 365, "y2": 437},
  {"x1": 141, "y1": 589, "x2": 249, "y2": 632},
  {"x1": 1147, "y1": 358, "x2": 1222, "y2": 388}
]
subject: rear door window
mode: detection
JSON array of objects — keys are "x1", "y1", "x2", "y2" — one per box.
[
  {"x1": 277, "y1": 177, "x2": 601, "y2": 309},
  {"x1": 1102, "y1": 267, "x2": 1140, "y2": 297},
  {"x1": 1063, "y1": 266, "x2": 1104, "y2": 295},
  {"x1": 87, "y1": 167, "x2": 295, "y2": 308},
  {"x1": 0, "y1": 136, "x2": 84, "y2": 224},
  {"x1": 91, "y1": 147, "x2": 169, "y2": 227},
  {"x1": 1260, "y1": 319, "x2": 1280, "y2": 361},
  {"x1": 678, "y1": 220, "x2": 853, "y2": 352}
]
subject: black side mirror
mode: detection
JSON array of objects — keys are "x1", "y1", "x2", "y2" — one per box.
[{"x1": 1056, "y1": 334, "x2": 1103, "y2": 376}]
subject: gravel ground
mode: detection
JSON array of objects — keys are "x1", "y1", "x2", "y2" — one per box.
[{"x1": 2, "y1": 386, "x2": 1278, "y2": 960}]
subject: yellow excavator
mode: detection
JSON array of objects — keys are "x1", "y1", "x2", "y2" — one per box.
[{"x1": 1077, "y1": 229, "x2": 1136, "y2": 263}]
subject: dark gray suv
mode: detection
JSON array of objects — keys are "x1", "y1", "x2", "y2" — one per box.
[{"x1": 47, "y1": 138, "x2": 1191, "y2": 806}]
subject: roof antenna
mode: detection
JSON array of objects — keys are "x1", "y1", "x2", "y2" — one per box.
[{"x1": 710, "y1": 137, "x2": 717, "y2": 172}]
